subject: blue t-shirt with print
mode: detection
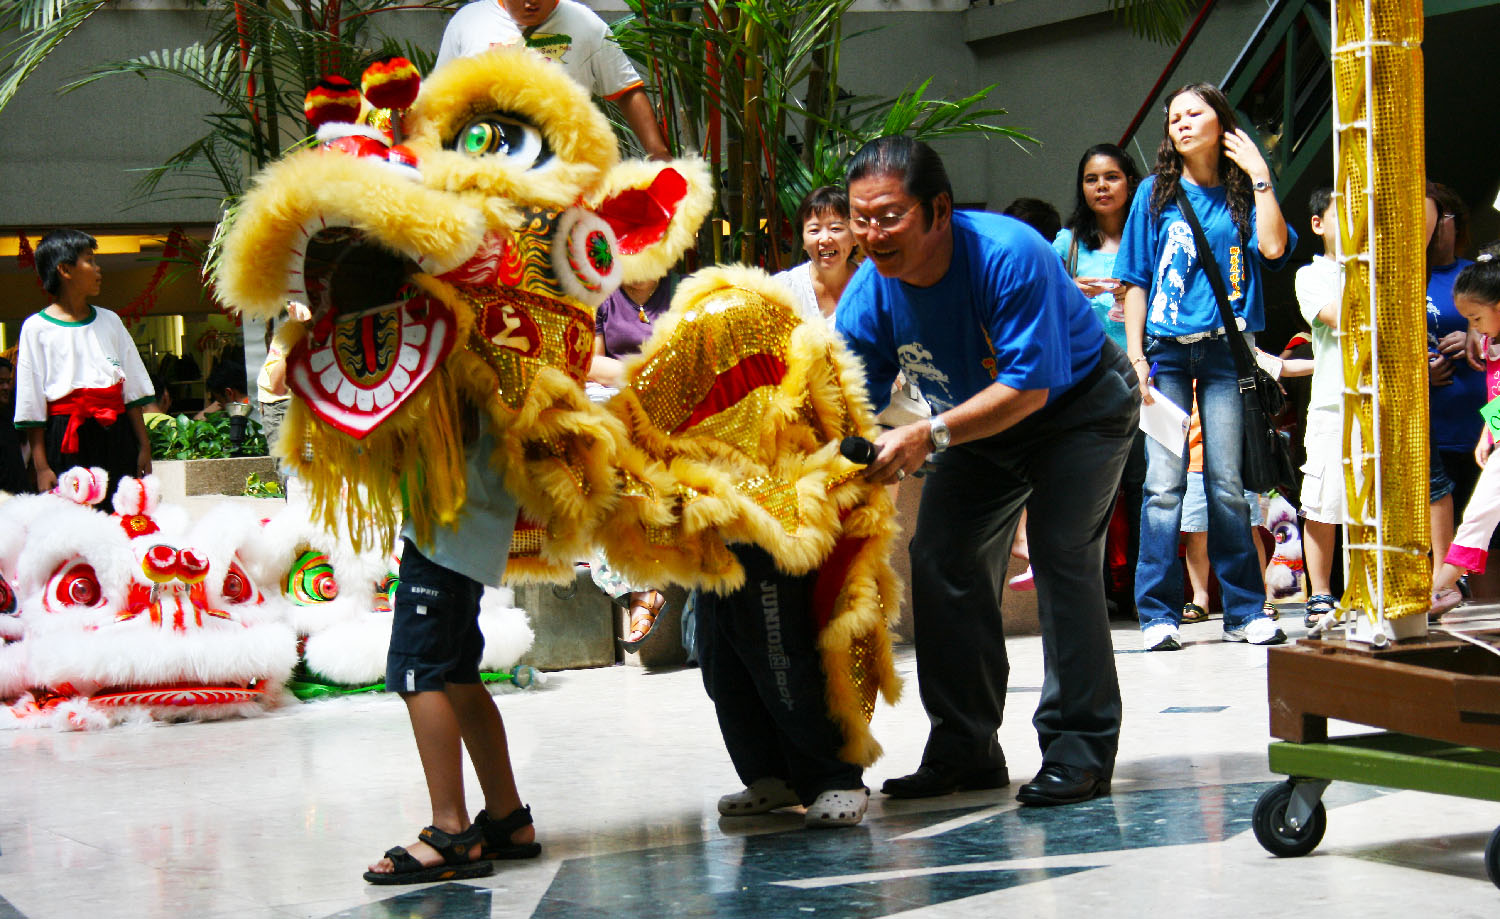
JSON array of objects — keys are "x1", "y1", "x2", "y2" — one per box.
[
  {"x1": 836, "y1": 210, "x2": 1104, "y2": 414},
  {"x1": 1427, "y1": 258, "x2": 1482, "y2": 452},
  {"x1": 1115, "y1": 175, "x2": 1296, "y2": 336},
  {"x1": 1052, "y1": 227, "x2": 1126, "y2": 349}
]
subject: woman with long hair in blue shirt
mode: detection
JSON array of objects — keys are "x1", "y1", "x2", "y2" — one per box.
[{"x1": 1117, "y1": 82, "x2": 1295, "y2": 651}]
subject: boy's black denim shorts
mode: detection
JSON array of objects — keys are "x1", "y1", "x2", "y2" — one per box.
[
  {"x1": 1429, "y1": 443, "x2": 1455, "y2": 503},
  {"x1": 385, "y1": 539, "x2": 486, "y2": 693}
]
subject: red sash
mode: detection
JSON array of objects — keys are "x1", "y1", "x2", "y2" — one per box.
[{"x1": 48, "y1": 383, "x2": 125, "y2": 453}]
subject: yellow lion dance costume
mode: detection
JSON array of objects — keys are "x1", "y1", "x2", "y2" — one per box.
[{"x1": 216, "y1": 49, "x2": 900, "y2": 764}]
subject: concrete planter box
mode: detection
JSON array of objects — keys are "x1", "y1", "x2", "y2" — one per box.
[
  {"x1": 153, "y1": 456, "x2": 280, "y2": 501},
  {"x1": 513, "y1": 569, "x2": 616, "y2": 671}
]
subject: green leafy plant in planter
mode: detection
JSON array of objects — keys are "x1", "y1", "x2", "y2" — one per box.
[
  {"x1": 243, "y1": 472, "x2": 285, "y2": 499},
  {"x1": 148, "y1": 413, "x2": 269, "y2": 461}
]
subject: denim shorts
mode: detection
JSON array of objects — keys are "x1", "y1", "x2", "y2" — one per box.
[
  {"x1": 385, "y1": 539, "x2": 486, "y2": 693},
  {"x1": 1430, "y1": 443, "x2": 1455, "y2": 503}
]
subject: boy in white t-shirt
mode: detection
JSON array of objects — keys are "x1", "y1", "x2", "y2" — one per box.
[
  {"x1": 15, "y1": 229, "x2": 153, "y2": 501},
  {"x1": 436, "y1": 0, "x2": 670, "y2": 160},
  {"x1": 1293, "y1": 188, "x2": 1345, "y2": 628}
]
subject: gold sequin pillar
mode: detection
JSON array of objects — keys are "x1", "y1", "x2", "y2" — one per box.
[{"x1": 1333, "y1": 0, "x2": 1429, "y2": 629}]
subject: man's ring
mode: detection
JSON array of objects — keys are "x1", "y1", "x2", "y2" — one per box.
[{"x1": 895, "y1": 469, "x2": 906, "y2": 481}]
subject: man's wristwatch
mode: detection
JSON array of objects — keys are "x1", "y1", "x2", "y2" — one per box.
[{"x1": 928, "y1": 415, "x2": 951, "y2": 453}]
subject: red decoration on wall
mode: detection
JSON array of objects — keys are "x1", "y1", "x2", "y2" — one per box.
[
  {"x1": 120, "y1": 228, "x2": 187, "y2": 328},
  {"x1": 16, "y1": 232, "x2": 34, "y2": 270}
]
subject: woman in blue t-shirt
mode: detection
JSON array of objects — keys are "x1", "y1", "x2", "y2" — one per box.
[
  {"x1": 1054, "y1": 143, "x2": 1143, "y2": 611},
  {"x1": 1116, "y1": 82, "x2": 1296, "y2": 651},
  {"x1": 1054, "y1": 143, "x2": 1140, "y2": 348}
]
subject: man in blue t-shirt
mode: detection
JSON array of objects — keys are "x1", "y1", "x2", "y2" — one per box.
[{"x1": 836, "y1": 137, "x2": 1139, "y2": 807}]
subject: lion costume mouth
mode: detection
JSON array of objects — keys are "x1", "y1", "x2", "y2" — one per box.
[
  {"x1": 302, "y1": 227, "x2": 422, "y2": 318},
  {"x1": 286, "y1": 226, "x2": 460, "y2": 438}
]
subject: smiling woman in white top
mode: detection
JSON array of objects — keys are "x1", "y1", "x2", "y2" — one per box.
[
  {"x1": 778, "y1": 187, "x2": 928, "y2": 429},
  {"x1": 777, "y1": 186, "x2": 858, "y2": 322}
]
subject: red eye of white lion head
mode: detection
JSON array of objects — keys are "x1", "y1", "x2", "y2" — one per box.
[
  {"x1": 49, "y1": 562, "x2": 104, "y2": 610},
  {"x1": 0, "y1": 573, "x2": 15, "y2": 615},
  {"x1": 221, "y1": 563, "x2": 257, "y2": 605}
]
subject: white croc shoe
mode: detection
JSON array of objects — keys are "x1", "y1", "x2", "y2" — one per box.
[
  {"x1": 718, "y1": 778, "x2": 799, "y2": 816},
  {"x1": 804, "y1": 788, "x2": 869, "y2": 828}
]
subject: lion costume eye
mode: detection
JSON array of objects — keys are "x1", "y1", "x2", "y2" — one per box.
[
  {"x1": 51, "y1": 563, "x2": 103, "y2": 609},
  {"x1": 221, "y1": 563, "x2": 257, "y2": 605},
  {"x1": 287, "y1": 549, "x2": 339, "y2": 604},
  {"x1": 373, "y1": 572, "x2": 399, "y2": 614},
  {"x1": 454, "y1": 113, "x2": 549, "y2": 168}
]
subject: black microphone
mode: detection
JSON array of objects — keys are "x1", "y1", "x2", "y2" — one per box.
[
  {"x1": 840, "y1": 435, "x2": 936, "y2": 478},
  {"x1": 840, "y1": 436, "x2": 878, "y2": 465}
]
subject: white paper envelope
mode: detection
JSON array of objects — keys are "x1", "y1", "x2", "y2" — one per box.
[{"x1": 1139, "y1": 387, "x2": 1190, "y2": 457}]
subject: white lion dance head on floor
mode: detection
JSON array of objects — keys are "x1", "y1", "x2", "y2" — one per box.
[
  {"x1": 244, "y1": 511, "x2": 533, "y2": 695},
  {"x1": 1264, "y1": 493, "x2": 1305, "y2": 601},
  {"x1": 0, "y1": 469, "x2": 298, "y2": 729}
]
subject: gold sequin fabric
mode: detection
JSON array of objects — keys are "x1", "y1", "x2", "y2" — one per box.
[
  {"x1": 509, "y1": 517, "x2": 546, "y2": 558},
  {"x1": 850, "y1": 633, "x2": 879, "y2": 720},
  {"x1": 631, "y1": 287, "x2": 803, "y2": 458},
  {"x1": 735, "y1": 475, "x2": 802, "y2": 533},
  {"x1": 463, "y1": 285, "x2": 595, "y2": 409},
  {"x1": 1333, "y1": 0, "x2": 1430, "y2": 621}
]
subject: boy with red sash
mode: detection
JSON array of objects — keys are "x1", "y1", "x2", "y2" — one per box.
[{"x1": 15, "y1": 229, "x2": 153, "y2": 500}]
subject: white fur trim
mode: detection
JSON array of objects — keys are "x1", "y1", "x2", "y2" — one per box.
[
  {"x1": 550, "y1": 207, "x2": 622, "y2": 309},
  {"x1": 55, "y1": 467, "x2": 108, "y2": 506},
  {"x1": 316, "y1": 123, "x2": 388, "y2": 145},
  {"x1": 112, "y1": 475, "x2": 161, "y2": 517}
]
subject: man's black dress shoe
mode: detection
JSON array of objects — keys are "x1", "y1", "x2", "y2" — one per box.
[
  {"x1": 880, "y1": 763, "x2": 1010, "y2": 799},
  {"x1": 1015, "y1": 763, "x2": 1109, "y2": 806}
]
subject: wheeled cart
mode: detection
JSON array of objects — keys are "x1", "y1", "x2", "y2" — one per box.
[{"x1": 1257, "y1": 634, "x2": 1500, "y2": 888}]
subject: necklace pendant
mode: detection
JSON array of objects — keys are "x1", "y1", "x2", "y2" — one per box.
[{"x1": 638, "y1": 307, "x2": 648, "y2": 323}]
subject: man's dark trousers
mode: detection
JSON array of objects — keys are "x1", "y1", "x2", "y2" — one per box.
[{"x1": 909, "y1": 342, "x2": 1138, "y2": 778}]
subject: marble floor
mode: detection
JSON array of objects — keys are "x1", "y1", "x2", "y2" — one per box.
[{"x1": 4, "y1": 606, "x2": 1500, "y2": 918}]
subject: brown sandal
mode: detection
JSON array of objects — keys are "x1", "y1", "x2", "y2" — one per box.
[{"x1": 621, "y1": 589, "x2": 668, "y2": 652}]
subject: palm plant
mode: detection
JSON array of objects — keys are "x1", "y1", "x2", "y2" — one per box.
[
  {"x1": 3, "y1": 0, "x2": 1194, "y2": 270},
  {"x1": 612, "y1": 0, "x2": 1039, "y2": 267},
  {"x1": 611, "y1": 0, "x2": 1197, "y2": 267},
  {"x1": 56, "y1": 0, "x2": 457, "y2": 205},
  {"x1": 1, "y1": 0, "x2": 458, "y2": 298}
]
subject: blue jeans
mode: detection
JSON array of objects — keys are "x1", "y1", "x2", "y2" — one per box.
[{"x1": 1136, "y1": 335, "x2": 1266, "y2": 631}]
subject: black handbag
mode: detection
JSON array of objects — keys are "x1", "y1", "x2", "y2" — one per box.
[{"x1": 1172, "y1": 186, "x2": 1298, "y2": 497}]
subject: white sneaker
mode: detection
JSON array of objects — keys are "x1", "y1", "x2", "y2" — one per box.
[
  {"x1": 804, "y1": 787, "x2": 869, "y2": 828},
  {"x1": 1143, "y1": 623, "x2": 1182, "y2": 651},
  {"x1": 718, "y1": 778, "x2": 799, "y2": 816},
  {"x1": 1224, "y1": 616, "x2": 1287, "y2": 645}
]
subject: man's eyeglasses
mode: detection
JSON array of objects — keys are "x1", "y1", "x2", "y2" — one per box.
[{"x1": 850, "y1": 203, "x2": 918, "y2": 233}]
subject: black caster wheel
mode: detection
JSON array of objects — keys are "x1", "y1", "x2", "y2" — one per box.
[
  {"x1": 1252, "y1": 781, "x2": 1326, "y2": 858},
  {"x1": 1485, "y1": 825, "x2": 1500, "y2": 889}
]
